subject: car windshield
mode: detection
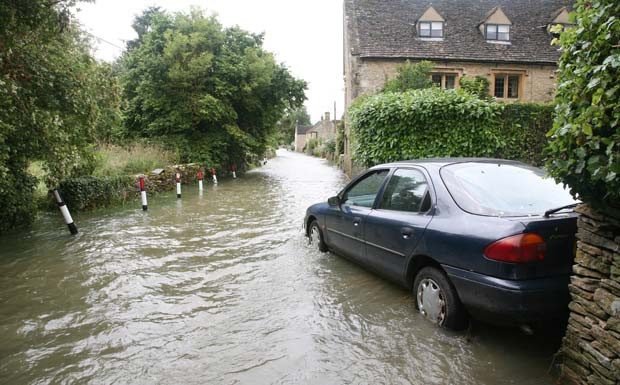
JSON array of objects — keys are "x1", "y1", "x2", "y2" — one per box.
[{"x1": 440, "y1": 162, "x2": 578, "y2": 217}]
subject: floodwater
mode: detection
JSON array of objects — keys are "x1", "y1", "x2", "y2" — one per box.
[{"x1": 0, "y1": 150, "x2": 563, "y2": 385}]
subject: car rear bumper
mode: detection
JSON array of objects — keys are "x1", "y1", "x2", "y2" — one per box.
[{"x1": 443, "y1": 265, "x2": 570, "y2": 325}]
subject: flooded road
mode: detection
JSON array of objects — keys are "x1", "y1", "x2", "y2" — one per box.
[{"x1": 0, "y1": 150, "x2": 562, "y2": 384}]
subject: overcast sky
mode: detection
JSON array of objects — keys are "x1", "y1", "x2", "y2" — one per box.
[{"x1": 75, "y1": 0, "x2": 344, "y2": 123}]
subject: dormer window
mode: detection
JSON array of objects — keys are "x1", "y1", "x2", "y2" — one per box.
[
  {"x1": 419, "y1": 21, "x2": 444, "y2": 38},
  {"x1": 485, "y1": 24, "x2": 510, "y2": 41},
  {"x1": 416, "y1": 5, "x2": 445, "y2": 39},
  {"x1": 479, "y1": 7, "x2": 512, "y2": 43}
]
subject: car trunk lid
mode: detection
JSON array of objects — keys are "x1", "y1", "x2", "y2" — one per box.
[{"x1": 511, "y1": 214, "x2": 578, "y2": 279}]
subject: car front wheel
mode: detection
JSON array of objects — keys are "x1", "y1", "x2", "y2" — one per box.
[
  {"x1": 308, "y1": 220, "x2": 328, "y2": 252},
  {"x1": 414, "y1": 266, "x2": 467, "y2": 330}
]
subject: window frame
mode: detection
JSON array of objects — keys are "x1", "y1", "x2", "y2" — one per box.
[
  {"x1": 418, "y1": 21, "x2": 444, "y2": 38},
  {"x1": 430, "y1": 72, "x2": 459, "y2": 90},
  {"x1": 341, "y1": 169, "x2": 391, "y2": 208},
  {"x1": 372, "y1": 167, "x2": 435, "y2": 214},
  {"x1": 377, "y1": 168, "x2": 432, "y2": 214},
  {"x1": 485, "y1": 23, "x2": 510, "y2": 41},
  {"x1": 492, "y1": 73, "x2": 521, "y2": 100}
]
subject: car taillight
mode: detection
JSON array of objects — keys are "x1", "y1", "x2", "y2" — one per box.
[{"x1": 484, "y1": 233, "x2": 546, "y2": 263}]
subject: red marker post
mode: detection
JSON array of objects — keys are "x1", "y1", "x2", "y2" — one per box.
[
  {"x1": 211, "y1": 167, "x2": 218, "y2": 184},
  {"x1": 176, "y1": 172, "x2": 182, "y2": 198},
  {"x1": 139, "y1": 177, "x2": 148, "y2": 210},
  {"x1": 198, "y1": 171, "x2": 204, "y2": 191},
  {"x1": 231, "y1": 164, "x2": 237, "y2": 179}
]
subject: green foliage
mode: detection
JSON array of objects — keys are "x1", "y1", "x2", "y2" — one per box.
[
  {"x1": 58, "y1": 176, "x2": 133, "y2": 211},
  {"x1": 349, "y1": 89, "x2": 555, "y2": 167},
  {"x1": 120, "y1": 8, "x2": 307, "y2": 168},
  {"x1": 323, "y1": 139, "x2": 336, "y2": 157},
  {"x1": 349, "y1": 88, "x2": 500, "y2": 166},
  {"x1": 275, "y1": 107, "x2": 311, "y2": 145},
  {"x1": 383, "y1": 60, "x2": 434, "y2": 92},
  {"x1": 499, "y1": 103, "x2": 555, "y2": 166},
  {"x1": 349, "y1": 89, "x2": 503, "y2": 166},
  {"x1": 335, "y1": 120, "x2": 345, "y2": 156},
  {"x1": 0, "y1": 168, "x2": 38, "y2": 233},
  {"x1": 93, "y1": 143, "x2": 178, "y2": 177},
  {"x1": 0, "y1": 0, "x2": 121, "y2": 231},
  {"x1": 305, "y1": 138, "x2": 319, "y2": 156},
  {"x1": 546, "y1": 0, "x2": 620, "y2": 207},
  {"x1": 459, "y1": 76, "x2": 492, "y2": 100}
]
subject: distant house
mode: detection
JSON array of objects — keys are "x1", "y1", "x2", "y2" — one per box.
[
  {"x1": 342, "y1": 0, "x2": 573, "y2": 175},
  {"x1": 294, "y1": 124, "x2": 312, "y2": 152},
  {"x1": 295, "y1": 112, "x2": 338, "y2": 152}
]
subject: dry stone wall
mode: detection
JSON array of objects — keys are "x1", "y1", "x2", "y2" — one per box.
[
  {"x1": 134, "y1": 163, "x2": 203, "y2": 195},
  {"x1": 560, "y1": 205, "x2": 620, "y2": 385}
]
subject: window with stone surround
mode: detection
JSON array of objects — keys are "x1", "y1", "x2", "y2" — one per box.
[
  {"x1": 493, "y1": 74, "x2": 521, "y2": 99},
  {"x1": 431, "y1": 73, "x2": 458, "y2": 89}
]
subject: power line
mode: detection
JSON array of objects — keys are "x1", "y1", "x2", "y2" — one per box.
[{"x1": 84, "y1": 30, "x2": 125, "y2": 51}]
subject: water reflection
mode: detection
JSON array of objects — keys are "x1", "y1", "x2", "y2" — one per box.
[{"x1": 0, "y1": 150, "x2": 560, "y2": 384}]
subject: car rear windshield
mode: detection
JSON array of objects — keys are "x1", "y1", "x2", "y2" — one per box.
[{"x1": 440, "y1": 162, "x2": 578, "y2": 217}]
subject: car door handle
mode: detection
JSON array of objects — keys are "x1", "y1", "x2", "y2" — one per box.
[
  {"x1": 353, "y1": 217, "x2": 362, "y2": 226},
  {"x1": 401, "y1": 227, "x2": 414, "y2": 239}
]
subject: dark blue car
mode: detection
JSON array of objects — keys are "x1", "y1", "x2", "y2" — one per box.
[{"x1": 304, "y1": 159, "x2": 579, "y2": 330}]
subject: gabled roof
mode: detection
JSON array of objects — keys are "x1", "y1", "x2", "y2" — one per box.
[
  {"x1": 345, "y1": 0, "x2": 573, "y2": 65},
  {"x1": 296, "y1": 125, "x2": 312, "y2": 135}
]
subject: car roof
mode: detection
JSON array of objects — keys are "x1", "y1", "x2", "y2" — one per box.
[{"x1": 371, "y1": 157, "x2": 528, "y2": 170}]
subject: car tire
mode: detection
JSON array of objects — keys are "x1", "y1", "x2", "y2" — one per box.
[
  {"x1": 414, "y1": 266, "x2": 468, "y2": 330},
  {"x1": 308, "y1": 220, "x2": 328, "y2": 252}
]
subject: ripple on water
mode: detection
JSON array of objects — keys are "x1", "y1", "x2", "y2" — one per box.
[{"x1": 0, "y1": 150, "x2": 561, "y2": 385}]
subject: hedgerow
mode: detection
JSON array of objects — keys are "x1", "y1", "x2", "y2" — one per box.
[
  {"x1": 546, "y1": 0, "x2": 620, "y2": 207},
  {"x1": 499, "y1": 103, "x2": 555, "y2": 166},
  {"x1": 349, "y1": 89, "x2": 555, "y2": 167},
  {"x1": 349, "y1": 88, "x2": 503, "y2": 166},
  {"x1": 58, "y1": 176, "x2": 133, "y2": 212}
]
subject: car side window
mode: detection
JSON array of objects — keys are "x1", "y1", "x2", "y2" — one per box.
[
  {"x1": 343, "y1": 170, "x2": 389, "y2": 208},
  {"x1": 379, "y1": 168, "x2": 430, "y2": 213}
]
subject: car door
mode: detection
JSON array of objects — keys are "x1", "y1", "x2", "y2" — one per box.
[
  {"x1": 325, "y1": 169, "x2": 390, "y2": 261},
  {"x1": 364, "y1": 167, "x2": 434, "y2": 283}
]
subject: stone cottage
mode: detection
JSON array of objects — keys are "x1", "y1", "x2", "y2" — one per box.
[
  {"x1": 294, "y1": 124, "x2": 312, "y2": 152},
  {"x1": 295, "y1": 112, "x2": 338, "y2": 153},
  {"x1": 342, "y1": 0, "x2": 573, "y2": 175}
]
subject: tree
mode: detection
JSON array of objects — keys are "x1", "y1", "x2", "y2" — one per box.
[
  {"x1": 275, "y1": 107, "x2": 311, "y2": 145},
  {"x1": 0, "y1": 0, "x2": 120, "y2": 232},
  {"x1": 546, "y1": 0, "x2": 620, "y2": 208},
  {"x1": 120, "y1": 8, "x2": 307, "y2": 167},
  {"x1": 459, "y1": 76, "x2": 492, "y2": 100},
  {"x1": 383, "y1": 60, "x2": 434, "y2": 92}
]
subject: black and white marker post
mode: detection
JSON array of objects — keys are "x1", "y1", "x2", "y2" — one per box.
[
  {"x1": 176, "y1": 172, "x2": 182, "y2": 198},
  {"x1": 52, "y1": 190, "x2": 78, "y2": 235},
  {"x1": 139, "y1": 177, "x2": 148, "y2": 210},
  {"x1": 211, "y1": 168, "x2": 218, "y2": 184}
]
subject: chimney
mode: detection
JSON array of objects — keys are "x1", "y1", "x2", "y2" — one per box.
[{"x1": 325, "y1": 111, "x2": 331, "y2": 122}]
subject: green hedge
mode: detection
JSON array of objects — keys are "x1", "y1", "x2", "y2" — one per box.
[
  {"x1": 0, "y1": 167, "x2": 38, "y2": 233},
  {"x1": 349, "y1": 89, "x2": 554, "y2": 167},
  {"x1": 499, "y1": 103, "x2": 555, "y2": 166},
  {"x1": 57, "y1": 176, "x2": 133, "y2": 211},
  {"x1": 546, "y1": 0, "x2": 620, "y2": 208}
]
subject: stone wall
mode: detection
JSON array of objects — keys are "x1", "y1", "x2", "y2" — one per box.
[
  {"x1": 133, "y1": 163, "x2": 205, "y2": 195},
  {"x1": 560, "y1": 205, "x2": 620, "y2": 385},
  {"x1": 352, "y1": 58, "x2": 558, "y2": 103}
]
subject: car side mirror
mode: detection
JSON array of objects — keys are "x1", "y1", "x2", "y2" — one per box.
[{"x1": 328, "y1": 196, "x2": 341, "y2": 206}]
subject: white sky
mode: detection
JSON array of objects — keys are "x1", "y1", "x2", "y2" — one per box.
[{"x1": 75, "y1": 0, "x2": 344, "y2": 123}]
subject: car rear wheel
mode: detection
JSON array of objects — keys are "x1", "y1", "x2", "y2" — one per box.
[
  {"x1": 414, "y1": 267, "x2": 467, "y2": 330},
  {"x1": 308, "y1": 220, "x2": 328, "y2": 252}
]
